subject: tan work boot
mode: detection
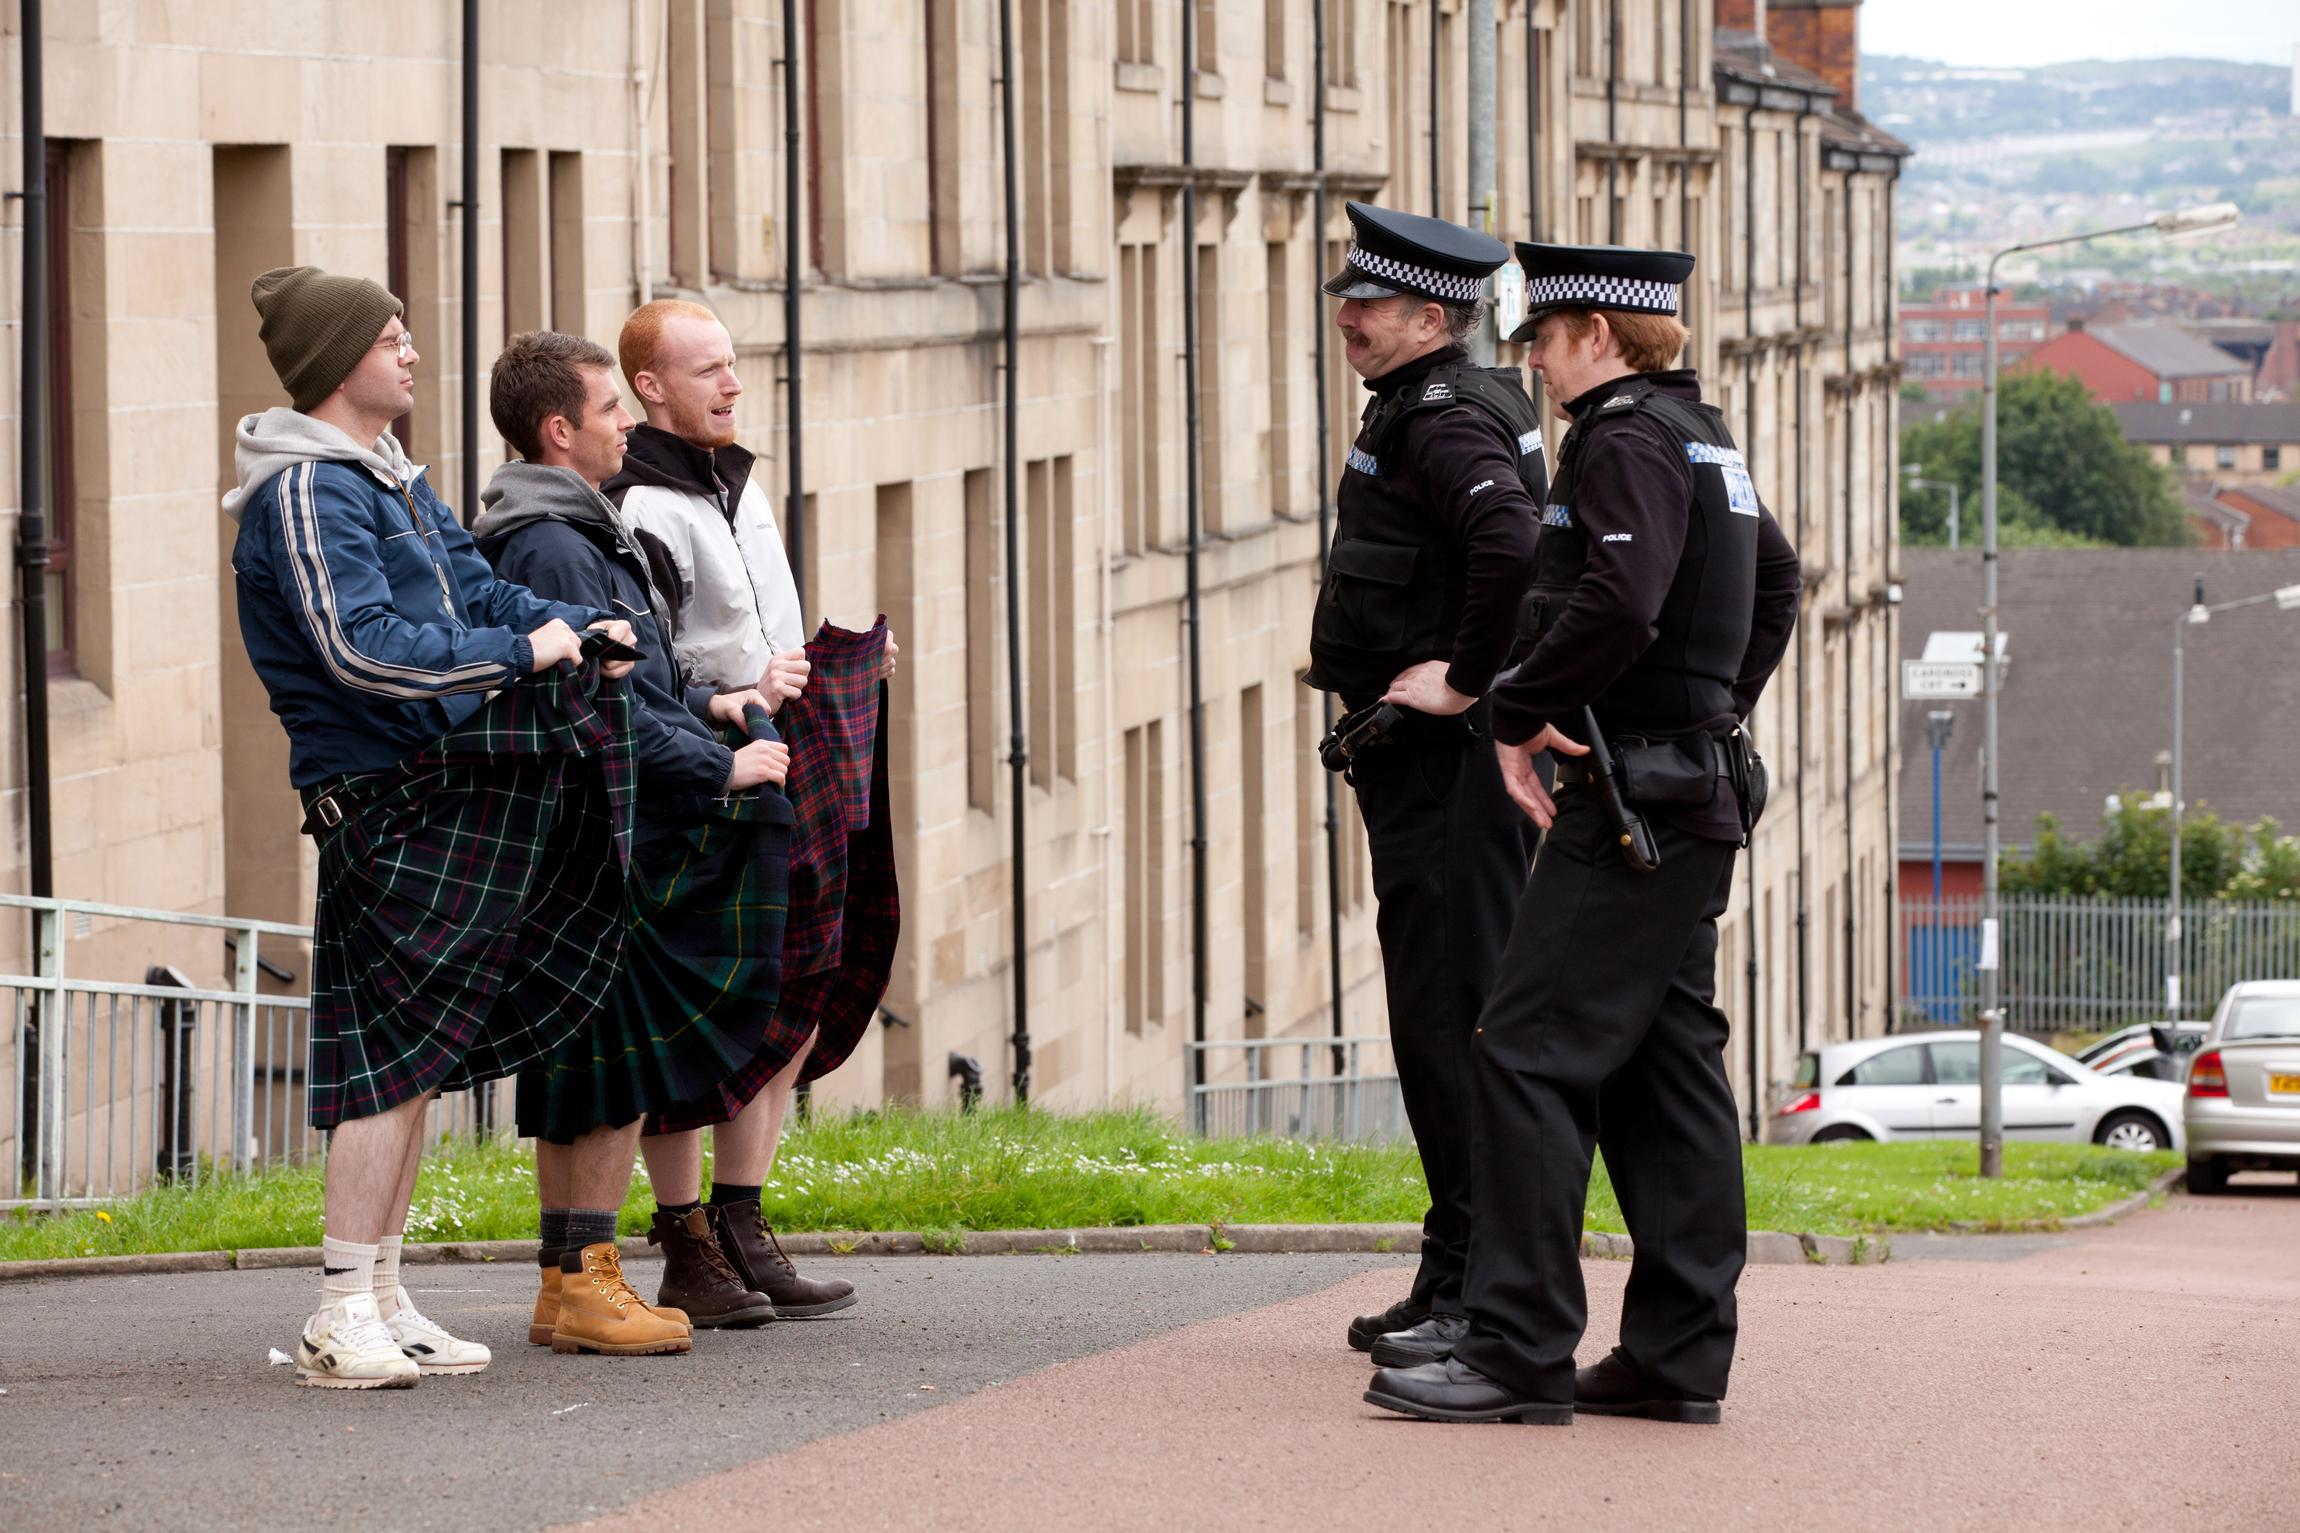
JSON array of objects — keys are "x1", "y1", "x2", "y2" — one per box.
[
  {"x1": 529, "y1": 1253, "x2": 562, "y2": 1346},
  {"x1": 550, "y1": 1243, "x2": 694, "y2": 1356}
]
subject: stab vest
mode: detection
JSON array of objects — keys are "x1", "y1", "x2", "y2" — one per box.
[
  {"x1": 1306, "y1": 361, "x2": 1547, "y2": 703},
  {"x1": 1511, "y1": 373, "x2": 1759, "y2": 737}
]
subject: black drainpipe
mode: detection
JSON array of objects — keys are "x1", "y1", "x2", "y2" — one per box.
[
  {"x1": 1314, "y1": 1, "x2": 1344, "y2": 1065},
  {"x1": 1792, "y1": 103, "x2": 1813, "y2": 1055},
  {"x1": 1525, "y1": 8, "x2": 1544, "y2": 415},
  {"x1": 1841, "y1": 162, "x2": 1857, "y2": 1040},
  {"x1": 14, "y1": 0, "x2": 53, "y2": 1190},
  {"x1": 997, "y1": 0, "x2": 1029, "y2": 1100},
  {"x1": 784, "y1": 0, "x2": 807, "y2": 612},
  {"x1": 1428, "y1": 0, "x2": 1440, "y2": 217},
  {"x1": 1676, "y1": 0, "x2": 1689, "y2": 363},
  {"x1": 15, "y1": 0, "x2": 52, "y2": 902},
  {"x1": 1181, "y1": 0, "x2": 1209, "y2": 1086},
  {"x1": 1740, "y1": 97, "x2": 1760, "y2": 1142},
  {"x1": 458, "y1": 0, "x2": 479, "y2": 525},
  {"x1": 1605, "y1": 0, "x2": 1619, "y2": 240}
]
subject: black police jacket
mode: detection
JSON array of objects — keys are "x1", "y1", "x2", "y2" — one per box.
[
  {"x1": 1492, "y1": 368, "x2": 1800, "y2": 750},
  {"x1": 1305, "y1": 345, "x2": 1547, "y2": 706}
]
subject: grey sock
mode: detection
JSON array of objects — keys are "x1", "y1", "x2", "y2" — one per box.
[
  {"x1": 538, "y1": 1207, "x2": 572, "y2": 1262},
  {"x1": 565, "y1": 1208, "x2": 621, "y2": 1252}
]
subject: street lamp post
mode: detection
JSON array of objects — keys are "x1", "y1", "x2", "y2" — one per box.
[
  {"x1": 1980, "y1": 201, "x2": 2239, "y2": 1178},
  {"x1": 2167, "y1": 576, "x2": 2300, "y2": 1024},
  {"x1": 1927, "y1": 709, "x2": 1954, "y2": 1015}
]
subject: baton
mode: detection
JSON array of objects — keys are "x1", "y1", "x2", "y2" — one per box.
[{"x1": 1580, "y1": 707, "x2": 1660, "y2": 874}]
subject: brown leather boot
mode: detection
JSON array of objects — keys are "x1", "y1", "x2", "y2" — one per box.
[
  {"x1": 529, "y1": 1252, "x2": 561, "y2": 1346},
  {"x1": 550, "y1": 1243, "x2": 693, "y2": 1356},
  {"x1": 714, "y1": 1198, "x2": 858, "y2": 1318},
  {"x1": 649, "y1": 1206, "x2": 775, "y2": 1328}
]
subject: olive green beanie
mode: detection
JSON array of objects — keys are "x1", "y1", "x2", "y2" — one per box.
[{"x1": 249, "y1": 266, "x2": 405, "y2": 412}]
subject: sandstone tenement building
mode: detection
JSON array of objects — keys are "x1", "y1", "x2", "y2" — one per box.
[{"x1": 0, "y1": 0, "x2": 1906, "y2": 1169}]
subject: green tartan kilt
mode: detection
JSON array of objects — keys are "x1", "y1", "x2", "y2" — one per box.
[{"x1": 515, "y1": 780, "x2": 794, "y2": 1144}]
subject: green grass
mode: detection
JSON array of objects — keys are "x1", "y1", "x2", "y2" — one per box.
[{"x1": 0, "y1": 1107, "x2": 2178, "y2": 1263}]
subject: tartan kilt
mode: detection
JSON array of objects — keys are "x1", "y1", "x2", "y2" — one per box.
[
  {"x1": 649, "y1": 644, "x2": 898, "y2": 1135},
  {"x1": 516, "y1": 737, "x2": 797, "y2": 1143},
  {"x1": 303, "y1": 666, "x2": 636, "y2": 1130}
]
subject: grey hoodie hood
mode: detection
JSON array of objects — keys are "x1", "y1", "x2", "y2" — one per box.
[
  {"x1": 470, "y1": 460, "x2": 627, "y2": 546},
  {"x1": 220, "y1": 407, "x2": 422, "y2": 522}
]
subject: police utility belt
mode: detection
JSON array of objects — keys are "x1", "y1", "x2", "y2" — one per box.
[
  {"x1": 1557, "y1": 725, "x2": 1770, "y2": 852},
  {"x1": 1316, "y1": 699, "x2": 1485, "y2": 780}
]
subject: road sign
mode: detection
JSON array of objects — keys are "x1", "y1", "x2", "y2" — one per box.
[{"x1": 1903, "y1": 659, "x2": 1982, "y2": 700}]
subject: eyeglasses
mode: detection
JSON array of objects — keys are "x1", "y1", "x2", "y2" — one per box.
[{"x1": 374, "y1": 331, "x2": 416, "y2": 360}]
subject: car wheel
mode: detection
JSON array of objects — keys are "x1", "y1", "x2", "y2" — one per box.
[
  {"x1": 2185, "y1": 1156, "x2": 2230, "y2": 1195},
  {"x1": 2094, "y1": 1110, "x2": 2169, "y2": 1153},
  {"x1": 1810, "y1": 1124, "x2": 1873, "y2": 1145}
]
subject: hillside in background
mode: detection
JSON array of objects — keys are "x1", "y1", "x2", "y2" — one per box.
[{"x1": 1868, "y1": 53, "x2": 2300, "y2": 297}]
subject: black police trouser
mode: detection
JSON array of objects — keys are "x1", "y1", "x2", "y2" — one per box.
[
  {"x1": 1348, "y1": 730, "x2": 1533, "y2": 1315},
  {"x1": 1455, "y1": 788, "x2": 1744, "y2": 1402}
]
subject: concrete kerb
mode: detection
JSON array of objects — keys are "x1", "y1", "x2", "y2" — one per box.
[{"x1": 0, "y1": 1222, "x2": 1912, "y2": 1282}]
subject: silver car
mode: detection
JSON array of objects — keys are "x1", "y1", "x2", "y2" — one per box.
[
  {"x1": 1772, "y1": 1031, "x2": 2186, "y2": 1152},
  {"x1": 2184, "y1": 981, "x2": 2300, "y2": 1193}
]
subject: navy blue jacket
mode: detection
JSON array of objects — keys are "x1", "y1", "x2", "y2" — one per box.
[
  {"x1": 225, "y1": 422, "x2": 599, "y2": 788},
  {"x1": 473, "y1": 463, "x2": 741, "y2": 845}
]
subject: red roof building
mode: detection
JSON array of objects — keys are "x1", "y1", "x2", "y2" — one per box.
[{"x1": 2025, "y1": 322, "x2": 2253, "y2": 405}]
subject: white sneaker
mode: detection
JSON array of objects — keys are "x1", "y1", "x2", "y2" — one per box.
[
  {"x1": 294, "y1": 1292, "x2": 421, "y2": 1390},
  {"x1": 385, "y1": 1301, "x2": 491, "y2": 1375}
]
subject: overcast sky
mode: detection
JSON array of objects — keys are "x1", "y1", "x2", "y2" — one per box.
[{"x1": 1863, "y1": 0, "x2": 2297, "y2": 70}]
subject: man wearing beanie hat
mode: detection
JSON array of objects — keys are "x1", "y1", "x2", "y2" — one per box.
[{"x1": 223, "y1": 266, "x2": 645, "y2": 1390}]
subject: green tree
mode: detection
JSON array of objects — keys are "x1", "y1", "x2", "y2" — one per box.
[
  {"x1": 1899, "y1": 368, "x2": 2193, "y2": 549},
  {"x1": 2004, "y1": 799, "x2": 2300, "y2": 900}
]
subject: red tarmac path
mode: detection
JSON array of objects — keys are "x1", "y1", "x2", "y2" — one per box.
[{"x1": 568, "y1": 1186, "x2": 2300, "y2": 1533}]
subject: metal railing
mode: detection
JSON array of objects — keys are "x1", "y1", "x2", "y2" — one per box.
[
  {"x1": 4, "y1": 893, "x2": 512, "y2": 1210},
  {"x1": 1900, "y1": 893, "x2": 2300, "y2": 1032},
  {"x1": 1185, "y1": 1034, "x2": 1409, "y2": 1142}
]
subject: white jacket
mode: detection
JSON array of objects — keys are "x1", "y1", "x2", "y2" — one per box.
[{"x1": 614, "y1": 449, "x2": 803, "y2": 693}]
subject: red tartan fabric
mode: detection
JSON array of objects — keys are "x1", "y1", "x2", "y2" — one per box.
[{"x1": 649, "y1": 621, "x2": 898, "y2": 1131}]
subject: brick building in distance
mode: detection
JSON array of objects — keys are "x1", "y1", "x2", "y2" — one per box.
[
  {"x1": 2025, "y1": 321, "x2": 2253, "y2": 405},
  {"x1": 1900, "y1": 287, "x2": 2050, "y2": 403}
]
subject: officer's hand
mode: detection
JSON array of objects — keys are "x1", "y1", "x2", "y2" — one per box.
[
  {"x1": 1380, "y1": 660, "x2": 1475, "y2": 717},
  {"x1": 880, "y1": 633, "x2": 900, "y2": 683},
  {"x1": 1497, "y1": 725, "x2": 1589, "y2": 829},
  {"x1": 584, "y1": 619, "x2": 640, "y2": 680},
  {"x1": 708, "y1": 688, "x2": 772, "y2": 727},
  {"x1": 759, "y1": 648, "x2": 811, "y2": 714},
  {"x1": 724, "y1": 738, "x2": 791, "y2": 792}
]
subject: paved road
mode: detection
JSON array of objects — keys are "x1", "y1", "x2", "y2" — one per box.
[{"x1": 5, "y1": 1183, "x2": 2297, "y2": 1532}]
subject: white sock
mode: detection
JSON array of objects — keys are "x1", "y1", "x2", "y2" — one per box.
[
  {"x1": 320, "y1": 1236, "x2": 379, "y2": 1309},
  {"x1": 373, "y1": 1233, "x2": 407, "y2": 1318}
]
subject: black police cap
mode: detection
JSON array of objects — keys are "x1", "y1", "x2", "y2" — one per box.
[
  {"x1": 1321, "y1": 201, "x2": 1508, "y2": 306},
  {"x1": 1507, "y1": 242, "x2": 1696, "y2": 342}
]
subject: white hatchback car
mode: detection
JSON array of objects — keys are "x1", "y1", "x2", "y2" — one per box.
[{"x1": 1772, "y1": 1030, "x2": 2187, "y2": 1152}]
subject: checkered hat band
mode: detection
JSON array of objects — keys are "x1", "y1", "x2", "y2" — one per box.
[
  {"x1": 1345, "y1": 245, "x2": 1487, "y2": 304},
  {"x1": 1523, "y1": 273, "x2": 1679, "y2": 314}
]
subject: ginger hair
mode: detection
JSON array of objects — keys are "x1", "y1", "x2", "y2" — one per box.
[
  {"x1": 617, "y1": 299, "x2": 723, "y2": 391},
  {"x1": 1547, "y1": 306, "x2": 1691, "y2": 373}
]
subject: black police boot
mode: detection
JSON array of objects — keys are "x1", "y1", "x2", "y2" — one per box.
[
  {"x1": 1346, "y1": 1295, "x2": 1430, "y2": 1353},
  {"x1": 1364, "y1": 1358, "x2": 1573, "y2": 1425},
  {"x1": 1574, "y1": 1347, "x2": 1722, "y2": 1424},
  {"x1": 1367, "y1": 1312, "x2": 1470, "y2": 1368}
]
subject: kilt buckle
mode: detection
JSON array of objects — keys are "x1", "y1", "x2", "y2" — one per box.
[{"x1": 300, "y1": 790, "x2": 353, "y2": 839}]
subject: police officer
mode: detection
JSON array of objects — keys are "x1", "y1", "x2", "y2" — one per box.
[
  {"x1": 1307, "y1": 203, "x2": 1548, "y2": 1367},
  {"x1": 1365, "y1": 243, "x2": 1801, "y2": 1425}
]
